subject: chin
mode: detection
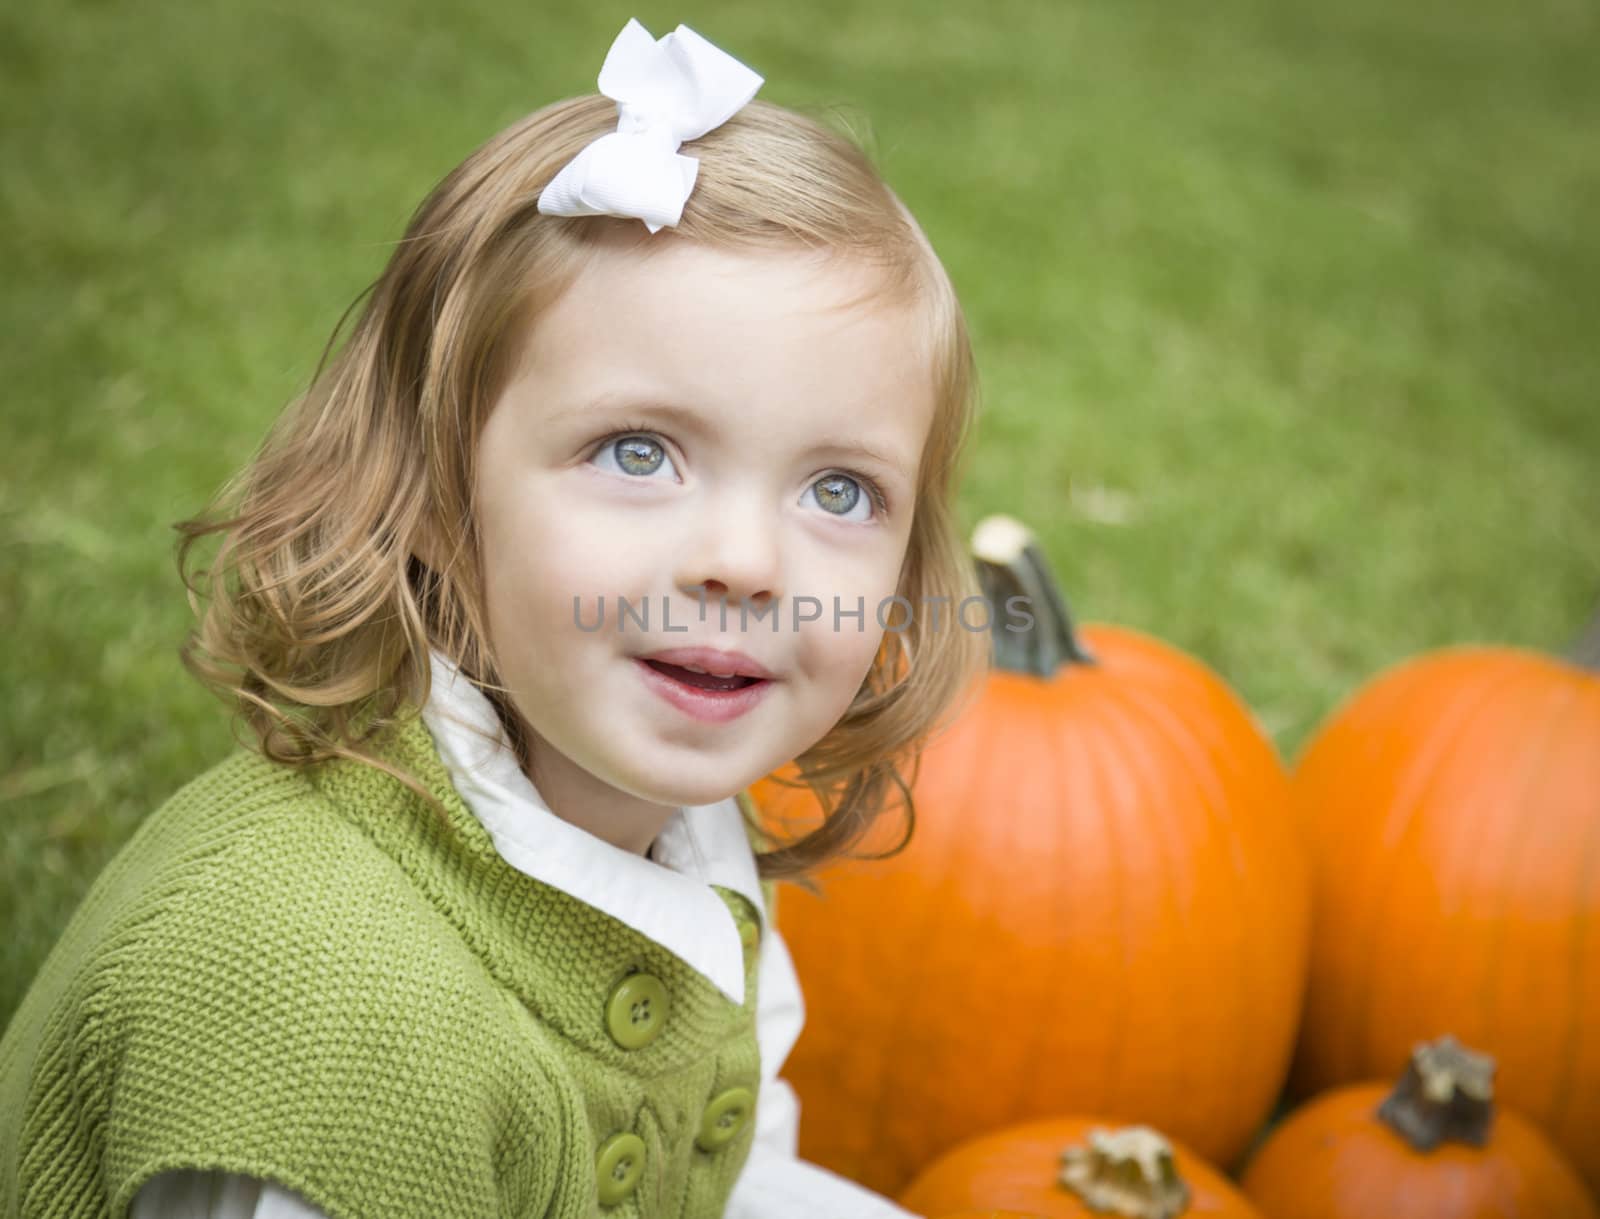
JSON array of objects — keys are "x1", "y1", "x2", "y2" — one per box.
[
  {"x1": 647, "y1": 781, "x2": 740, "y2": 810},
  {"x1": 613, "y1": 765, "x2": 744, "y2": 811}
]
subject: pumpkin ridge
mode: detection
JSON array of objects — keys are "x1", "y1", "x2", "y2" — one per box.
[
  {"x1": 1011, "y1": 695, "x2": 1082, "y2": 1117},
  {"x1": 1117, "y1": 673, "x2": 1302, "y2": 1098},
  {"x1": 1416, "y1": 665, "x2": 1553, "y2": 1074},
  {"x1": 1079, "y1": 673, "x2": 1134, "y2": 1118},
  {"x1": 862, "y1": 713, "x2": 988, "y2": 1178},
  {"x1": 978, "y1": 692, "x2": 1043, "y2": 1122},
  {"x1": 919, "y1": 687, "x2": 1038, "y2": 1176},
  {"x1": 1555, "y1": 777, "x2": 1600, "y2": 1139},
  {"x1": 1042, "y1": 658, "x2": 1123, "y2": 1114},
  {"x1": 1341, "y1": 663, "x2": 1529, "y2": 1083},
  {"x1": 1540, "y1": 685, "x2": 1600, "y2": 1145},
  {"x1": 1087, "y1": 679, "x2": 1198, "y2": 1117},
  {"x1": 1312, "y1": 665, "x2": 1442, "y2": 1080},
  {"x1": 1472, "y1": 677, "x2": 1581, "y2": 1097},
  {"x1": 1093, "y1": 674, "x2": 1251, "y2": 1133},
  {"x1": 1420, "y1": 665, "x2": 1568, "y2": 1075}
]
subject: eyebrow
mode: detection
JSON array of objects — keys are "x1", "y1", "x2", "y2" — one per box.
[{"x1": 557, "y1": 394, "x2": 915, "y2": 480}]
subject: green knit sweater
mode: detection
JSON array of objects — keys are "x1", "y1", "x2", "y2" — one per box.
[{"x1": 0, "y1": 712, "x2": 768, "y2": 1219}]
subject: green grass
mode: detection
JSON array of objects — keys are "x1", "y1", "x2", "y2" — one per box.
[{"x1": 2, "y1": 0, "x2": 1596, "y2": 1030}]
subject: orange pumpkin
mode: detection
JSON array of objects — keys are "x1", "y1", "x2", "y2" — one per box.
[
  {"x1": 899, "y1": 1118, "x2": 1263, "y2": 1219},
  {"x1": 933, "y1": 1213, "x2": 1051, "y2": 1219},
  {"x1": 755, "y1": 515, "x2": 1310, "y2": 1193},
  {"x1": 1288, "y1": 615, "x2": 1600, "y2": 1191},
  {"x1": 1244, "y1": 1036, "x2": 1599, "y2": 1218}
]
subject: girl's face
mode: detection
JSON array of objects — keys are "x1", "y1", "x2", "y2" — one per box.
[{"x1": 470, "y1": 234, "x2": 936, "y2": 853}]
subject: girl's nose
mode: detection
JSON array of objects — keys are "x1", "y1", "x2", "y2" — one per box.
[{"x1": 673, "y1": 504, "x2": 783, "y2": 616}]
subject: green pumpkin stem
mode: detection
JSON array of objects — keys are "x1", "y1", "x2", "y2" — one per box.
[
  {"x1": 1569, "y1": 603, "x2": 1600, "y2": 672},
  {"x1": 970, "y1": 514, "x2": 1096, "y2": 677},
  {"x1": 1058, "y1": 1126, "x2": 1191, "y2": 1219},
  {"x1": 1376, "y1": 1035, "x2": 1496, "y2": 1151}
]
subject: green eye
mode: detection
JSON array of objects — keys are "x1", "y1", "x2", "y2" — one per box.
[
  {"x1": 592, "y1": 429, "x2": 678, "y2": 480},
  {"x1": 813, "y1": 474, "x2": 862, "y2": 515},
  {"x1": 614, "y1": 436, "x2": 666, "y2": 476},
  {"x1": 810, "y1": 471, "x2": 887, "y2": 521}
]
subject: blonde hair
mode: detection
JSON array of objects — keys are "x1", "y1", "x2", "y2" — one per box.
[{"x1": 174, "y1": 94, "x2": 989, "y2": 883}]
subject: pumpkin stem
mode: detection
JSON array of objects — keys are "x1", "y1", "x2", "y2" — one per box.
[
  {"x1": 970, "y1": 514, "x2": 1096, "y2": 677},
  {"x1": 1058, "y1": 1126, "x2": 1191, "y2": 1219},
  {"x1": 1376, "y1": 1035, "x2": 1496, "y2": 1151},
  {"x1": 1568, "y1": 603, "x2": 1600, "y2": 672}
]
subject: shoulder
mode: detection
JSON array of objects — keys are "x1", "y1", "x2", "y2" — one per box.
[
  {"x1": 2, "y1": 742, "x2": 560, "y2": 1219},
  {"x1": 6, "y1": 734, "x2": 538, "y2": 1077},
  {"x1": 109, "y1": 747, "x2": 525, "y2": 1060},
  {"x1": 0, "y1": 743, "x2": 316, "y2": 1077},
  {"x1": 70, "y1": 741, "x2": 432, "y2": 989}
]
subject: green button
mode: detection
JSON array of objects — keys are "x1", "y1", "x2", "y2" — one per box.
[
  {"x1": 605, "y1": 971, "x2": 669, "y2": 1050},
  {"x1": 696, "y1": 1086, "x2": 755, "y2": 1152},
  {"x1": 595, "y1": 1131, "x2": 647, "y2": 1205}
]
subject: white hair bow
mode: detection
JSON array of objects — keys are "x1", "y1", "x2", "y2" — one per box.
[{"x1": 536, "y1": 19, "x2": 765, "y2": 233}]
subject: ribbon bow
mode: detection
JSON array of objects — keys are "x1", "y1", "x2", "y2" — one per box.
[{"x1": 536, "y1": 19, "x2": 765, "y2": 233}]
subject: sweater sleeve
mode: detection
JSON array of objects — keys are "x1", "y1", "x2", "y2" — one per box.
[
  {"x1": 130, "y1": 1170, "x2": 330, "y2": 1219},
  {"x1": 724, "y1": 925, "x2": 924, "y2": 1219}
]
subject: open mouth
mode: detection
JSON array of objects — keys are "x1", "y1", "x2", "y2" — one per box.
[{"x1": 641, "y1": 659, "x2": 764, "y2": 693}]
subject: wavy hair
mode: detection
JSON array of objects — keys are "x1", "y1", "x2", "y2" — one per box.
[{"x1": 174, "y1": 94, "x2": 989, "y2": 883}]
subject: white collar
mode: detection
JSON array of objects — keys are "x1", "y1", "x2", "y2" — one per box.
[{"x1": 418, "y1": 647, "x2": 765, "y2": 1005}]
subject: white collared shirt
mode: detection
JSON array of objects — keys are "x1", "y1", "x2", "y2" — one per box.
[{"x1": 131, "y1": 649, "x2": 919, "y2": 1218}]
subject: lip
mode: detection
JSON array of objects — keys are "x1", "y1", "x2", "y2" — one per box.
[
  {"x1": 635, "y1": 646, "x2": 777, "y2": 681},
  {"x1": 633, "y1": 658, "x2": 775, "y2": 724}
]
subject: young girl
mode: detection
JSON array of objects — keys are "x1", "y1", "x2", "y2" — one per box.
[{"x1": 0, "y1": 17, "x2": 989, "y2": 1219}]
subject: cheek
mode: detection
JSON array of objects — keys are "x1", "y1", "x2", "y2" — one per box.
[
  {"x1": 790, "y1": 626, "x2": 895, "y2": 742},
  {"x1": 476, "y1": 490, "x2": 592, "y2": 660},
  {"x1": 793, "y1": 524, "x2": 907, "y2": 598},
  {"x1": 796, "y1": 595, "x2": 903, "y2": 693},
  {"x1": 788, "y1": 528, "x2": 913, "y2": 651},
  {"x1": 483, "y1": 526, "x2": 612, "y2": 649},
  {"x1": 480, "y1": 468, "x2": 602, "y2": 589}
]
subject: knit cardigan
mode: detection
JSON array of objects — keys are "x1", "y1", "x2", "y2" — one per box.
[{"x1": 0, "y1": 711, "x2": 769, "y2": 1219}]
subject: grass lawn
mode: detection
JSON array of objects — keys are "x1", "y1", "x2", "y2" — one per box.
[{"x1": 2, "y1": 0, "x2": 1596, "y2": 1039}]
